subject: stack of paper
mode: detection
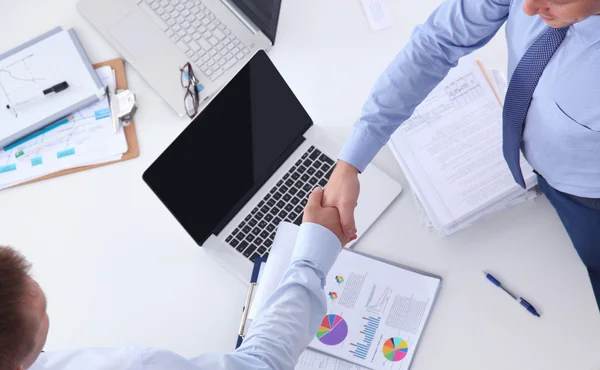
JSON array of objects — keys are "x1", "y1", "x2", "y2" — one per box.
[
  {"x1": 388, "y1": 57, "x2": 538, "y2": 235},
  {"x1": 0, "y1": 66, "x2": 128, "y2": 190}
]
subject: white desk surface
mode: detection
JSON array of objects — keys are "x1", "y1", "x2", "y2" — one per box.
[{"x1": 1, "y1": 1, "x2": 598, "y2": 369}]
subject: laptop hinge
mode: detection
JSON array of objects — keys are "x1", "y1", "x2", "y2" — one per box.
[{"x1": 219, "y1": 0, "x2": 259, "y2": 35}]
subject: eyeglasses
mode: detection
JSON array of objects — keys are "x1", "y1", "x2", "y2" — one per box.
[{"x1": 180, "y1": 63, "x2": 204, "y2": 118}]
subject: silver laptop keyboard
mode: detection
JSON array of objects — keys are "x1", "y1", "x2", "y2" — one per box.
[
  {"x1": 136, "y1": 0, "x2": 251, "y2": 82},
  {"x1": 225, "y1": 146, "x2": 336, "y2": 262}
]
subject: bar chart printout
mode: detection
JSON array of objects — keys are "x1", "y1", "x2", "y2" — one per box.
[{"x1": 349, "y1": 316, "x2": 381, "y2": 360}]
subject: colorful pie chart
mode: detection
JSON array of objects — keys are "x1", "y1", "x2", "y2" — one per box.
[
  {"x1": 382, "y1": 337, "x2": 408, "y2": 362},
  {"x1": 316, "y1": 314, "x2": 348, "y2": 346}
]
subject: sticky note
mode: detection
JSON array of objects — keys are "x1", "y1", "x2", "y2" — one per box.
[{"x1": 361, "y1": 0, "x2": 394, "y2": 32}]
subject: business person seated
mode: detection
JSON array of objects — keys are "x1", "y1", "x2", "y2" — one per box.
[
  {"x1": 323, "y1": 0, "x2": 600, "y2": 310},
  {"x1": 0, "y1": 188, "x2": 347, "y2": 370}
]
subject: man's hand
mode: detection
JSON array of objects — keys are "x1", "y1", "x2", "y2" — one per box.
[
  {"x1": 323, "y1": 160, "x2": 360, "y2": 241},
  {"x1": 303, "y1": 187, "x2": 348, "y2": 246}
]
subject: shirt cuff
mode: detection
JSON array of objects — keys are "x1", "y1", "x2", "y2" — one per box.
[
  {"x1": 337, "y1": 127, "x2": 384, "y2": 173},
  {"x1": 291, "y1": 223, "x2": 341, "y2": 277}
]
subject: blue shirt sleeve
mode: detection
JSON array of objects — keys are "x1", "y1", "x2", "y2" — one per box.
[
  {"x1": 192, "y1": 222, "x2": 341, "y2": 369},
  {"x1": 338, "y1": 0, "x2": 511, "y2": 172}
]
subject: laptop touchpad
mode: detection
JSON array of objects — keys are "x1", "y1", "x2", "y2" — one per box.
[{"x1": 109, "y1": 11, "x2": 175, "y2": 62}]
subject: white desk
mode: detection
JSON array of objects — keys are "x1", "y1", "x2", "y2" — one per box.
[{"x1": 1, "y1": 0, "x2": 598, "y2": 369}]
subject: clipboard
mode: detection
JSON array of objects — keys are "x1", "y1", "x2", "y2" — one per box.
[
  {"x1": 236, "y1": 257, "x2": 266, "y2": 349},
  {"x1": 9, "y1": 58, "x2": 139, "y2": 189}
]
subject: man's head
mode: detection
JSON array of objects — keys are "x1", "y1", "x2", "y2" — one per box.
[
  {"x1": 523, "y1": 0, "x2": 600, "y2": 28},
  {"x1": 0, "y1": 246, "x2": 49, "y2": 370}
]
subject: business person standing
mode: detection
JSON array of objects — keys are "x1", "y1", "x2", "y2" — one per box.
[{"x1": 323, "y1": 0, "x2": 600, "y2": 309}]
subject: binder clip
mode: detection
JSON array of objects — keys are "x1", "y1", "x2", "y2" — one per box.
[{"x1": 107, "y1": 86, "x2": 138, "y2": 133}]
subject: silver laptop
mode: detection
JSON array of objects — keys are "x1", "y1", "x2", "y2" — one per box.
[
  {"x1": 142, "y1": 52, "x2": 402, "y2": 282},
  {"x1": 77, "y1": 0, "x2": 281, "y2": 116}
]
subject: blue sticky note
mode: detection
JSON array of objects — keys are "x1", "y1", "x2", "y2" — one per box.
[
  {"x1": 0, "y1": 164, "x2": 17, "y2": 174},
  {"x1": 57, "y1": 148, "x2": 75, "y2": 159},
  {"x1": 31, "y1": 157, "x2": 43, "y2": 166}
]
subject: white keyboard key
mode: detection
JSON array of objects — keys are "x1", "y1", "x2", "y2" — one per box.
[
  {"x1": 204, "y1": 31, "x2": 213, "y2": 39},
  {"x1": 187, "y1": 15, "x2": 195, "y2": 23},
  {"x1": 171, "y1": 10, "x2": 180, "y2": 18},
  {"x1": 199, "y1": 3, "x2": 205, "y2": 10},
  {"x1": 166, "y1": 4, "x2": 174, "y2": 11},
  {"x1": 225, "y1": 53, "x2": 233, "y2": 60},
  {"x1": 198, "y1": 25, "x2": 207, "y2": 33},
  {"x1": 216, "y1": 44, "x2": 223, "y2": 51},
  {"x1": 214, "y1": 68, "x2": 224, "y2": 78},
  {"x1": 189, "y1": 40, "x2": 201, "y2": 52},
  {"x1": 176, "y1": 40, "x2": 189, "y2": 52},
  {"x1": 170, "y1": 0, "x2": 179, "y2": 4},
  {"x1": 209, "y1": 49, "x2": 217, "y2": 56},
  {"x1": 151, "y1": 2, "x2": 159, "y2": 9},
  {"x1": 181, "y1": 8, "x2": 190, "y2": 16},
  {"x1": 227, "y1": 35, "x2": 235, "y2": 43},
  {"x1": 207, "y1": 23, "x2": 217, "y2": 31},
  {"x1": 176, "y1": 4, "x2": 184, "y2": 11},
  {"x1": 183, "y1": 35, "x2": 191, "y2": 43},
  {"x1": 209, "y1": 37, "x2": 218, "y2": 45},
  {"x1": 192, "y1": 20, "x2": 201, "y2": 28},
  {"x1": 166, "y1": 29, "x2": 174, "y2": 37},
  {"x1": 197, "y1": 11, "x2": 205, "y2": 20},
  {"x1": 186, "y1": 49, "x2": 195, "y2": 58},
  {"x1": 200, "y1": 64, "x2": 208, "y2": 72},
  {"x1": 191, "y1": 54, "x2": 199, "y2": 62},
  {"x1": 206, "y1": 67, "x2": 213, "y2": 76},
  {"x1": 167, "y1": 18, "x2": 176, "y2": 26},
  {"x1": 232, "y1": 47, "x2": 240, "y2": 54},
  {"x1": 185, "y1": 1, "x2": 194, "y2": 8},
  {"x1": 161, "y1": 12, "x2": 170, "y2": 21},
  {"x1": 160, "y1": 0, "x2": 168, "y2": 6},
  {"x1": 201, "y1": 55, "x2": 210, "y2": 63},
  {"x1": 191, "y1": 7, "x2": 200, "y2": 14},
  {"x1": 243, "y1": 48, "x2": 249, "y2": 54},
  {"x1": 214, "y1": 53, "x2": 222, "y2": 61},
  {"x1": 219, "y1": 24, "x2": 226, "y2": 31},
  {"x1": 214, "y1": 19, "x2": 221, "y2": 26},
  {"x1": 224, "y1": 29, "x2": 231, "y2": 35},
  {"x1": 223, "y1": 57, "x2": 237, "y2": 70},
  {"x1": 236, "y1": 52, "x2": 244, "y2": 59},
  {"x1": 220, "y1": 48, "x2": 227, "y2": 56},
  {"x1": 219, "y1": 57, "x2": 226, "y2": 65},
  {"x1": 198, "y1": 49, "x2": 206, "y2": 57},
  {"x1": 233, "y1": 38, "x2": 240, "y2": 45},
  {"x1": 177, "y1": 15, "x2": 185, "y2": 23},
  {"x1": 171, "y1": 34, "x2": 181, "y2": 43},
  {"x1": 178, "y1": 29, "x2": 186, "y2": 37},
  {"x1": 156, "y1": 7, "x2": 165, "y2": 15},
  {"x1": 172, "y1": 24, "x2": 181, "y2": 32},
  {"x1": 207, "y1": 59, "x2": 215, "y2": 66},
  {"x1": 139, "y1": 2, "x2": 169, "y2": 31},
  {"x1": 202, "y1": 17, "x2": 210, "y2": 25},
  {"x1": 199, "y1": 38, "x2": 212, "y2": 50},
  {"x1": 208, "y1": 13, "x2": 215, "y2": 20},
  {"x1": 227, "y1": 43, "x2": 235, "y2": 50},
  {"x1": 213, "y1": 29, "x2": 226, "y2": 40},
  {"x1": 182, "y1": 21, "x2": 190, "y2": 29},
  {"x1": 145, "y1": 0, "x2": 154, "y2": 3},
  {"x1": 192, "y1": 32, "x2": 201, "y2": 40},
  {"x1": 222, "y1": 37, "x2": 231, "y2": 47}
]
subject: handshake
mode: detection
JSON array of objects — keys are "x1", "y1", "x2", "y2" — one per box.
[{"x1": 303, "y1": 161, "x2": 360, "y2": 247}]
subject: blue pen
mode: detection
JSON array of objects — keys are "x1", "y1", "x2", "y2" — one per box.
[{"x1": 483, "y1": 272, "x2": 541, "y2": 317}]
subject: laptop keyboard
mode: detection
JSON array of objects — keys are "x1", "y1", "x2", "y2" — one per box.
[
  {"x1": 136, "y1": 0, "x2": 250, "y2": 82},
  {"x1": 225, "y1": 146, "x2": 336, "y2": 262}
]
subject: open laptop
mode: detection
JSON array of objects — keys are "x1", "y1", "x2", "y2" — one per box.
[
  {"x1": 77, "y1": 0, "x2": 281, "y2": 116},
  {"x1": 143, "y1": 51, "x2": 402, "y2": 281}
]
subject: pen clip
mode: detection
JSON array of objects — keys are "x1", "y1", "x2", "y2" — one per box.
[{"x1": 238, "y1": 282, "x2": 256, "y2": 338}]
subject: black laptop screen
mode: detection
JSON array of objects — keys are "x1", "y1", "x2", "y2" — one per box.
[
  {"x1": 143, "y1": 51, "x2": 312, "y2": 245},
  {"x1": 231, "y1": 0, "x2": 282, "y2": 44}
]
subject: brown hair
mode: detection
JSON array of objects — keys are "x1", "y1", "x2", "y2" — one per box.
[{"x1": 0, "y1": 246, "x2": 35, "y2": 370}]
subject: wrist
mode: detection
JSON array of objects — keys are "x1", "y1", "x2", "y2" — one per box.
[{"x1": 336, "y1": 160, "x2": 360, "y2": 175}]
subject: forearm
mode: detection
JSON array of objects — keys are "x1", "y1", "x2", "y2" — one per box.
[{"x1": 339, "y1": 0, "x2": 510, "y2": 172}]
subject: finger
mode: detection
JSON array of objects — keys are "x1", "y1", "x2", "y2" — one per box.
[
  {"x1": 338, "y1": 203, "x2": 357, "y2": 238},
  {"x1": 306, "y1": 187, "x2": 324, "y2": 210}
]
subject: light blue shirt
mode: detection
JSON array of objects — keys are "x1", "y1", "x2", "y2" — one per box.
[
  {"x1": 30, "y1": 223, "x2": 341, "y2": 370},
  {"x1": 338, "y1": 0, "x2": 600, "y2": 198}
]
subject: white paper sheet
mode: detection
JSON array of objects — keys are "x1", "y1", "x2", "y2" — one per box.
[
  {"x1": 361, "y1": 0, "x2": 394, "y2": 32},
  {"x1": 0, "y1": 66, "x2": 127, "y2": 190},
  {"x1": 297, "y1": 349, "x2": 370, "y2": 370},
  {"x1": 250, "y1": 223, "x2": 440, "y2": 370},
  {"x1": 388, "y1": 57, "x2": 536, "y2": 232}
]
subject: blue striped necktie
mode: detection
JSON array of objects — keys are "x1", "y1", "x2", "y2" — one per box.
[{"x1": 502, "y1": 26, "x2": 569, "y2": 188}]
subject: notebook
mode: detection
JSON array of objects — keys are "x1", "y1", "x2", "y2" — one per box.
[
  {"x1": 0, "y1": 27, "x2": 102, "y2": 148},
  {"x1": 247, "y1": 223, "x2": 442, "y2": 370}
]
